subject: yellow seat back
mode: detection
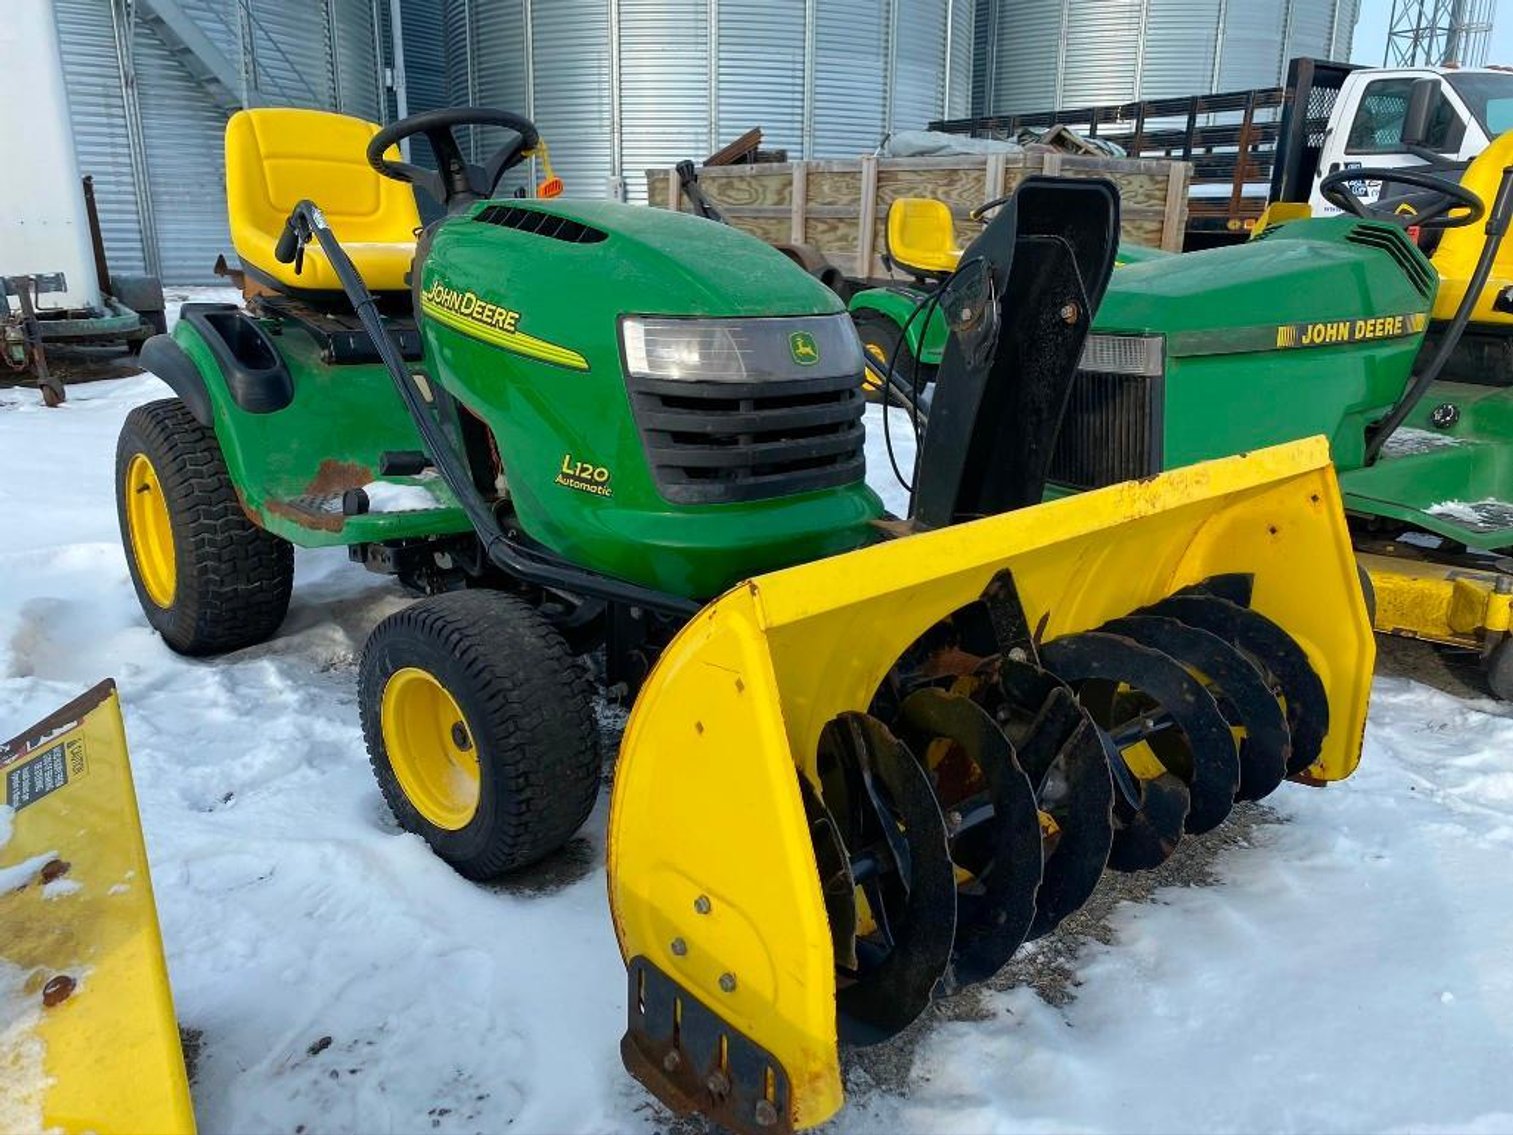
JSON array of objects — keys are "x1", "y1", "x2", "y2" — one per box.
[
  {"x1": 886, "y1": 197, "x2": 962, "y2": 278},
  {"x1": 1429, "y1": 130, "x2": 1513, "y2": 324},
  {"x1": 1250, "y1": 201, "x2": 1312, "y2": 239},
  {"x1": 226, "y1": 107, "x2": 421, "y2": 293}
]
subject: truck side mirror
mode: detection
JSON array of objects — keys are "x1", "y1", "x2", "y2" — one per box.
[{"x1": 1402, "y1": 78, "x2": 1442, "y2": 149}]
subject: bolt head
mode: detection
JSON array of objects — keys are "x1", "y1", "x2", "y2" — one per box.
[
  {"x1": 662, "y1": 1049, "x2": 682, "y2": 1072},
  {"x1": 42, "y1": 974, "x2": 75, "y2": 1007},
  {"x1": 1060, "y1": 302, "x2": 1080, "y2": 324},
  {"x1": 719, "y1": 972, "x2": 737, "y2": 993},
  {"x1": 754, "y1": 1099, "x2": 779, "y2": 1127},
  {"x1": 670, "y1": 937, "x2": 688, "y2": 957},
  {"x1": 705, "y1": 1070, "x2": 731, "y2": 1098},
  {"x1": 694, "y1": 895, "x2": 712, "y2": 915},
  {"x1": 1007, "y1": 646, "x2": 1028, "y2": 663}
]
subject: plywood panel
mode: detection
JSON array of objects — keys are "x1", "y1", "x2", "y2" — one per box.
[{"x1": 645, "y1": 150, "x2": 1193, "y2": 274}]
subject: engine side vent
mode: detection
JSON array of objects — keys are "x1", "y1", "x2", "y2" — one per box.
[
  {"x1": 1050, "y1": 369, "x2": 1165, "y2": 490},
  {"x1": 627, "y1": 372, "x2": 866, "y2": 505},
  {"x1": 475, "y1": 205, "x2": 608, "y2": 244},
  {"x1": 1346, "y1": 224, "x2": 1435, "y2": 299}
]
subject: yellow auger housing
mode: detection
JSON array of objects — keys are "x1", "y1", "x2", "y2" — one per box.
[
  {"x1": 608, "y1": 437, "x2": 1372, "y2": 1133},
  {"x1": 0, "y1": 681, "x2": 194, "y2": 1135}
]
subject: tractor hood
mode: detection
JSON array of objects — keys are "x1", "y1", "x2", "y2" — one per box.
[
  {"x1": 433, "y1": 199, "x2": 844, "y2": 320},
  {"x1": 414, "y1": 197, "x2": 879, "y2": 600},
  {"x1": 1082, "y1": 217, "x2": 1437, "y2": 474},
  {"x1": 1095, "y1": 217, "x2": 1436, "y2": 349}
]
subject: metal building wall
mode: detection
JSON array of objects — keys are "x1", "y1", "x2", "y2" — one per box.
[
  {"x1": 246, "y1": 0, "x2": 336, "y2": 108},
  {"x1": 621, "y1": 0, "x2": 710, "y2": 201},
  {"x1": 133, "y1": 10, "x2": 235, "y2": 282},
  {"x1": 54, "y1": 0, "x2": 148, "y2": 277},
  {"x1": 894, "y1": 0, "x2": 950, "y2": 136},
  {"x1": 53, "y1": 0, "x2": 393, "y2": 284},
  {"x1": 811, "y1": 0, "x2": 889, "y2": 158},
  {"x1": 974, "y1": 0, "x2": 1360, "y2": 115},
  {"x1": 428, "y1": 0, "x2": 971, "y2": 204},
  {"x1": 717, "y1": 0, "x2": 806, "y2": 155},
  {"x1": 946, "y1": 0, "x2": 974, "y2": 118}
]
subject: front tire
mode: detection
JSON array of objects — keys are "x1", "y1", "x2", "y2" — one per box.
[
  {"x1": 115, "y1": 398, "x2": 293, "y2": 655},
  {"x1": 853, "y1": 309, "x2": 933, "y2": 414},
  {"x1": 359, "y1": 591, "x2": 601, "y2": 880}
]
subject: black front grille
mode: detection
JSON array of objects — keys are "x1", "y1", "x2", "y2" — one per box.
[
  {"x1": 1050, "y1": 369, "x2": 1165, "y2": 490},
  {"x1": 628, "y1": 373, "x2": 866, "y2": 504}
]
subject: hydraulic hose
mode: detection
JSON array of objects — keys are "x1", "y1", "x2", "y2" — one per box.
[
  {"x1": 276, "y1": 200, "x2": 699, "y2": 617},
  {"x1": 1364, "y1": 166, "x2": 1513, "y2": 465}
]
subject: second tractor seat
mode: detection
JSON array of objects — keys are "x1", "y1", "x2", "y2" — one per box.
[
  {"x1": 226, "y1": 107, "x2": 420, "y2": 295},
  {"x1": 885, "y1": 197, "x2": 962, "y2": 281}
]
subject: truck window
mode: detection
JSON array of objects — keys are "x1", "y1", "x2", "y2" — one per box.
[
  {"x1": 1345, "y1": 77, "x2": 1463, "y2": 154},
  {"x1": 1445, "y1": 72, "x2": 1513, "y2": 138}
]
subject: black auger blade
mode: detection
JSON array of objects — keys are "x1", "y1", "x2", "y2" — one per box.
[
  {"x1": 1143, "y1": 593, "x2": 1329, "y2": 777},
  {"x1": 896, "y1": 687, "x2": 1043, "y2": 986},
  {"x1": 1039, "y1": 631, "x2": 1240, "y2": 835},
  {"x1": 991, "y1": 660, "x2": 1114, "y2": 938},
  {"x1": 798, "y1": 775, "x2": 859, "y2": 972},
  {"x1": 1101, "y1": 615, "x2": 1291, "y2": 803},
  {"x1": 817, "y1": 713, "x2": 957, "y2": 1046},
  {"x1": 1101, "y1": 733, "x2": 1190, "y2": 874}
]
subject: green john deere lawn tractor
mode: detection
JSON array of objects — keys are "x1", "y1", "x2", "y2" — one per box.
[
  {"x1": 113, "y1": 104, "x2": 1374, "y2": 1133},
  {"x1": 852, "y1": 138, "x2": 1513, "y2": 696}
]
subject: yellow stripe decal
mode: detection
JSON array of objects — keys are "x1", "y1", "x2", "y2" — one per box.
[{"x1": 421, "y1": 298, "x2": 589, "y2": 371}]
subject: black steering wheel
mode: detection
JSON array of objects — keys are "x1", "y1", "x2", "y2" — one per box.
[
  {"x1": 1318, "y1": 165, "x2": 1484, "y2": 229},
  {"x1": 367, "y1": 107, "x2": 540, "y2": 211}
]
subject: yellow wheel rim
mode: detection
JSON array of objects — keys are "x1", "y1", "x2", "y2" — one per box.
[
  {"x1": 124, "y1": 452, "x2": 177, "y2": 609},
  {"x1": 380, "y1": 667, "x2": 481, "y2": 830}
]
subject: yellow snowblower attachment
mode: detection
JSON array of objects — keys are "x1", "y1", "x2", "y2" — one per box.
[
  {"x1": 609, "y1": 436, "x2": 1372, "y2": 1133},
  {"x1": 0, "y1": 681, "x2": 194, "y2": 1135}
]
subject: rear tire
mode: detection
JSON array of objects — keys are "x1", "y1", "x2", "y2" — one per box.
[
  {"x1": 359, "y1": 591, "x2": 601, "y2": 880},
  {"x1": 115, "y1": 398, "x2": 293, "y2": 655}
]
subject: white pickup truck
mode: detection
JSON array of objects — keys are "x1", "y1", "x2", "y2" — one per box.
[{"x1": 1309, "y1": 65, "x2": 1513, "y2": 216}]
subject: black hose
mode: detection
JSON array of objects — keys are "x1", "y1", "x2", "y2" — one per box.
[
  {"x1": 1364, "y1": 166, "x2": 1513, "y2": 465},
  {"x1": 281, "y1": 200, "x2": 699, "y2": 617}
]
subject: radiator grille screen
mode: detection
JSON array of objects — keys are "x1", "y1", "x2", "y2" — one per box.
[{"x1": 1049, "y1": 369, "x2": 1165, "y2": 490}]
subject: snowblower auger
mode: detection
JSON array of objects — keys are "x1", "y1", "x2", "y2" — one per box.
[
  {"x1": 0, "y1": 681, "x2": 194, "y2": 1134},
  {"x1": 609, "y1": 435, "x2": 1372, "y2": 1134}
]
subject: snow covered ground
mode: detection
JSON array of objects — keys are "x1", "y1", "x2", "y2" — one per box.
[{"x1": 3, "y1": 341, "x2": 1513, "y2": 1133}]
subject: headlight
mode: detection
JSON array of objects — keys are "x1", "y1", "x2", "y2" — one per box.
[
  {"x1": 1079, "y1": 334, "x2": 1164, "y2": 377},
  {"x1": 621, "y1": 313, "x2": 864, "y2": 383}
]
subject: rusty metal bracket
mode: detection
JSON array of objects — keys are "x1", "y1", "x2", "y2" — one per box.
[
  {"x1": 622, "y1": 956, "x2": 793, "y2": 1135},
  {"x1": 1, "y1": 275, "x2": 65, "y2": 406}
]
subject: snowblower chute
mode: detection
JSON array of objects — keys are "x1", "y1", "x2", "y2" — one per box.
[
  {"x1": 609, "y1": 435, "x2": 1372, "y2": 1133},
  {"x1": 0, "y1": 681, "x2": 194, "y2": 1135}
]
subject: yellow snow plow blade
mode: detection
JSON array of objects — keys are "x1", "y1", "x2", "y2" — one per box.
[
  {"x1": 608, "y1": 436, "x2": 1372, "y2": 1134},
  {"x1": 0, "y1": 680, "x2": 194, "y2": 1135}
]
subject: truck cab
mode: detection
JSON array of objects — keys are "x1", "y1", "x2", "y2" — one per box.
[{"x1": 1307, "y1": 66, "x2": 1513, "y2": 217}]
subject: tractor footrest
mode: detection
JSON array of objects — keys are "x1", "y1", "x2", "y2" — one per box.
[{"x1": 621, "y1": 956, "x2": 792, "y2": 1135}]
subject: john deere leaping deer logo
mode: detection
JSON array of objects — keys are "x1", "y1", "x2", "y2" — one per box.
[{"x1": 789, "y1": 331, "x2": 820, "y2": 366}]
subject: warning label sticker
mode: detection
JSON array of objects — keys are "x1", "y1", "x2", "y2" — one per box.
[{"x1": 5, "y1": 738, "x2": 86, "y2": 811}]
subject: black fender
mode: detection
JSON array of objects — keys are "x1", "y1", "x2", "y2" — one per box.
[{"x1": 139, "y1": 334, "x2": 214, "y2": 428}]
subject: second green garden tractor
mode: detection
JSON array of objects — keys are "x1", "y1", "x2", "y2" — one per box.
[
  {"x1": 853, "y1": 137, "x2": 1513, "y2": 698},
  {"x1": 108, "y1": 105, "x2": 1372, "y2": 1132}
]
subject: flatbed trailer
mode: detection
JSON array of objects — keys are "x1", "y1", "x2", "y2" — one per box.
[{"x1": 931, "y1": 58, "x2": 1359, "y2": 248}]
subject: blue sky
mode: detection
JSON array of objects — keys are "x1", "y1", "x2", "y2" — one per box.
[{"x1": 1352, "y1": 0, "x2": 1510, "y2": 64}]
